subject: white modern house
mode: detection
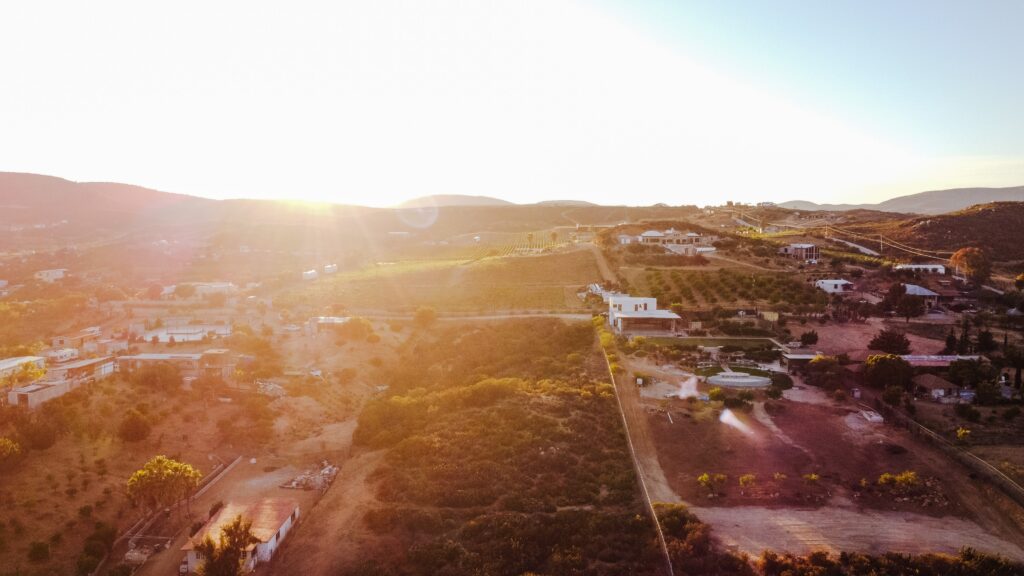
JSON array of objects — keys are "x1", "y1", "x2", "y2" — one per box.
[
  {"x1": 181, "y1": 498, "x2": 300, "y2": 574},
  {"x1": 895, "y1": 264, "x2": 946, "y2": 275},
  {"x1": 323, "y1": 264, "x2": 338, "y2": 274},
  {"x1": 7, "y1": 357, "x2": 114, "y2": 409},
  {"x1": 815, "y1": 279, "x2": 854, "y2": 294},
  {"x1": 608, "y1": 296, "x2": 681, "y2": 334},
  {"x1": 34, "y1": 268, "x2": 68, "y2": 283},
  {"x1": 302, "y1": 269, "x2": 319, "y2": 281},
  {"x1": 779, "y1": 243, "x2": 820, "y2": 261}
]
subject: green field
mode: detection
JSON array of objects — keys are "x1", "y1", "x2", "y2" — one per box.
[{"x1": 276, "y1": 250, "x2": 602, "y2": 312}]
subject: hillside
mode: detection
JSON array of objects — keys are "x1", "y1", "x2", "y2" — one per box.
[
  {"x1": 848, "y1": 202, "x2": 1024, "y2": 261},
  {"x1": 781, "y1": 185, "x2": 1024, "y2": 215}
]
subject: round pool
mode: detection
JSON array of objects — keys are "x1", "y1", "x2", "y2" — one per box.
[{"x1": 707, "y1": 371, "x2": 771, "y2": 388}]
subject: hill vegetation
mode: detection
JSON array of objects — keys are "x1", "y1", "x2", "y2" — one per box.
[{"x1": 781, "y1": 185, "x2": 1024, "y2": 214}]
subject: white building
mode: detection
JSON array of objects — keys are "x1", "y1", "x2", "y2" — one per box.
[
  {"x1": 45, "y1": 348, "x2": 80, "y2": 364},
  {"x1": 894, "y1": 264, "x2": 946, "y2": 275},
  {"x1": 306, "y1": 316, "x2": 350, "y2": 334},
  {"x1": 903, "y1": 283, "x2": 940, "y2": 307},
  {"x1": 302, "y1": 269, "x2": 319, "y2": 281},
  {"x1": 7, "y1": 357, "x2": 114, "y2": 409},
  {"x1": 181, "y1": 499, "x2": 300, "y2": 574},
  {"x1": 617, "y1": 234, "x2": 639, "y2": 245},
  {"x1": 608, "y1": 296, "x2": 681, "y2": 334},
  {"x1": 34, "y1": 268, "x2": 67, "y2": 283},
  {"x1": 815, "y1": 279, "x2": 854, "y2": 294},
  {"x1": 0, "y1": 356, "x2": 46, "y2": 380},
  {"x1": 323, "y1": 264, "x2": 338, "y2": 274}
]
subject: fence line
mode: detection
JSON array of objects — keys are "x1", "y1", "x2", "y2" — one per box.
[
  {"x1": 603, "y1": 348, "x2": 675, "y2": 576},
  {"x1": 872, "y1": 400, "x2": 1024, "y2": 508}
]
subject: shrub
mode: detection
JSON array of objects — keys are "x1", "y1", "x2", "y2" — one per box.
[
  {"x1": 739, "y1": 474, "x2": 756, "y2": 488},
  {"x1": 955, "y1": 403, "x2": 981, "y2": 423},
  {"x1": 28, "y1": 541, "x2": 49, "y2": 561},
  {"x1": 765, "y1": 387, "x2": 783, "y2": 400},
  {"x1": 770, "y1": 373, "x2": 793, "y2": 390},
  {"x1": 708, "y1": 387, "x2": 725, "y2": 402},
  {"x1": 1003, "y1": 407, "x2": 1021, "y2": 421},
  {"x1": 882, "y1": 386, "x2": 903, "y2": 406}
]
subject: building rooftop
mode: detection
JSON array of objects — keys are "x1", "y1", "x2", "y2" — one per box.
[
  {"x1": 640, "y1": 230, "x2": 664, "y2": 237},
  {"x1": 914, "y1": 373, "x2": 955, "y2": 391},
  {"x1": 818, "y1": 279, "x2": 852, "y2": 284},
  {"x1": 183, "y1": 498, "x2": 299, "y2": 551},
  {"x1": 615, "y1": 309, "x2": 682, "y2": 319},
  {"x1": 790, "y1": 243, "x2": 816, "y2": 248},
  {"x1": 901, "y1": 354, "x2": 981, "y2": 367},
  {"x1": 119, "y1": 353, "x2": 203, "y2": 361},
  {"x1": 49, "y1": 356, "x2": 112, "y2": 370},
  {"x1": 903, "y1": 284, "x2": 939, "y2": 297}
]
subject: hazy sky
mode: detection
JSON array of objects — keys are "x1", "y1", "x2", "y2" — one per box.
[{"x1": 2, "y1": 1, "x2": 1022, "y2": 207}]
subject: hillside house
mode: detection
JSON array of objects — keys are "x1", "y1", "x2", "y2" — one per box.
[
  {"x1": 181, "y1": 498, "x2": 300, "y2": 574},
  {"x1": 608, "y1": 296, "x2": 681, "y2": 334},
  {"x1": 902, "y1": 284, "x2": 940, "y2": 308},
  {"x1": 302, "y1": 270, "x2": 319, "y2": 281},
  {"x1": 52, "y1": 327, "x2": 102, "y2": 352},
  {"x1": 638, "y1": 229, "x2": 716, "y2": 247},
  {"x1": 914, "y1": 373, "x2": 957, "y2": 401},
  {"x1": 45, "y1": 348, "x2": 80, "y2": 364},
  {"x1": 7, "y1": 357, "x2": 114, "y2": 409},
  {"x1": 815, "y1": 279, "x2": 854, "y2": 294},
  {"x1": 779, "y1": 243, "x2": 820, "y2": 261},
  {"x1": 323, "y1": 264, "x2": 338, "y2": 274},
  {"x1": 0, "y1": 356, "x2": 46, "y2": 380},
  {"x1": 34, "y1": 268, "x2": 67, "y2": 283},
  {"x1": 305, "y1": 316, "x2": 350, "y2": 335}
]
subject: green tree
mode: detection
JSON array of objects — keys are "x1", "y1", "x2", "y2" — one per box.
[
  {"x1": 868, "y1": 329, "x2": 911, "y2": 355},
  {"x1": 799, "y1": 330, "x2": 818, "y2": 346},
  {"x1": 1016, "y1": 273, "x2": 1024, "y2": 291},
  {"x1": 126, "y1": 455, "x2": 202, "y2": 514},
  {"x1": 132, "y1": 363, "x2": 182, "y2": 391},
  {"x1": 976, "y1": 330, "x2": 997, "y2": 353},
  {"x1": 1005, "y1": 345, "x2": 1024, "y2": 388},
  {"x1": 864, "y1": 354, "x2": 913, "y2": 391},
  {"x1": 804, "y1": 355, "x2": 843, "y2": 389},
  {"x1": 950, "y1": 247, "x2": 992, "y2": 285},
  {"x1": 895, "y1": 295, "x2": 926, "y2": 323},
  {"x1": 118, "y1": 409, "x2": 152, "y2": 443},
  {"x1": 948, "y1": 359, "x2": 998, "y2": 389},
  {"x1": 196, "y1": 515, "x2": 258, "y2": 576},
  {"x1": 414, "y1": 306, "x2": 438, "y2": 328},
  {"x1": 0, "y1": 436, "x2": 22, "y2": 472},
  {"x1": 944, "y1": 328, "x2": 958, "y2": 354}
]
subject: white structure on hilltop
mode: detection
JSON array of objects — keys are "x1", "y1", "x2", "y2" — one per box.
[
  {"x1": 181, "y1": 499, "x2": 300, "y2": 574},
  {"x1": 0, "y1": 356, "x2": 46, "y2": 380},
  {"x1": 302, "y1": 269, "x2": 319, "y2": 281},
  {"x1": 608, "y1": 296, "x2": 681, "y2": 334},
  {"x1": 815, "y1": 279, "x2": 854, "y2": 294}
]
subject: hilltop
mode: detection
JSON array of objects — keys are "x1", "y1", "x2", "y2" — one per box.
[
  {"x1": 781, "y1": 185, "x2": 1024, "y2": 215},
  {"x1": 848, "y1": 202, "x2": 1024, "y2": 261}
]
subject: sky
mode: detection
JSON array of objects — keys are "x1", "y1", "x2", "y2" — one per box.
[{"x1": 1, "y1": 0, "x2": 1023, "y2": 207}]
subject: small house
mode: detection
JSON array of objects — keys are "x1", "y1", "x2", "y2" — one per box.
[
  {"x1": 914, "y1": 373, "x2": 955, "y2": 401},
  {"x1": 181, "y1": 498, "x2": 300, "y2": 574},
  {"x1": 815, "y1": 279, "x2": 853, "y2": 294}
]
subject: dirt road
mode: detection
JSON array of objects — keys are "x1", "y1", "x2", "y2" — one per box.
[
  {"x1": 584, "y1": 242, "x2": 618, "y2": 283},
  {"x1": 689, "y1": 505, "x2": 1024, "y2": 560},
  {"x1": 268, "y1": 451, "x2": 385, "y2": 576}
]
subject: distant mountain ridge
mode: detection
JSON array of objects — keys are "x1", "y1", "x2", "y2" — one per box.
[
  {"x1": 396, "y1": 194, "x2": 515, "y2": 208},
  {"x1": 780, "y1": 185, "x2": 1024, "y2": 215}
]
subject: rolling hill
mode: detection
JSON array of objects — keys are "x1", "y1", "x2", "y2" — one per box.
[
  {"x1": 781, "y1": 185, "x2": 1024, "y2": 215},
  {"x1": 847, "y1": 202, "x2": 1024, "y2": 262}
]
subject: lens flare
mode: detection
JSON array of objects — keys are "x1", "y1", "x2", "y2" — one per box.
[
  {"x1": 719, "y1": 408, "x2": 754, "y2": 436},
  {"x1": 677, "y1": 376, "x2": 698, "y2": 399}
]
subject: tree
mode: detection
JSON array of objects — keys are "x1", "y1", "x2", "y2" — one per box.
[
  {"x1": 195, "y1": 515, "x2": 258, "y2": 576},
  {"x1": 132, "y1": 363, "x2": 182, "y2": 391},
  {"x1": 977, "y1": 330, "x2": 997, "y2": 353},
  {"x1": 868, "y1": 329, "x2": 911, "y2": 355},
  {"x1": 175, "y1": 284, "x2": 198, "y2": 299},
  {"x1": 0, "y1": 437, "x2": 22, "y2": 472},
  {"x1": 799, "y1": 330, "x2": 818, "y2": 346},
  {"x1": 947, "y1": 359, "x2": 998, "y2": 389},
  {"x1": 1016, "y1": 273, "x2": 1024, "y2": 291},
  {"x1": 864, "y1": 354, "x2": 913, "y2": 391},
  {"x1": 118, "y1": 409, "x2": 152, "y2": 443},
  {"x1": 804, "y1": 356, "x2": 843, "y2": 389},
  {"x1": 414, "y1": 306, "x2": 437, "y2": 329},
  {"x1": 126, "y1": 455, "x2": 202, "y2": 514},
  {"x1": 1005, "y1": 346, "x2": 1024, "y2": 388},
  {"x1": 950, "y1": 247, "x2": 992, "y2": 285},
  {"x1": 944, "y1": 328, "x2": 958, "y2": 354},
  {"x1": 895, "y1": 295, "x2": 926, "y2": 323},
  {"x1": 145, "y1": 284, "x2": 164, "y2": 300}
]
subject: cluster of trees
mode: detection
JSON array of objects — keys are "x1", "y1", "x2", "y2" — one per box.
[
  {"x1": 881, "y1": 284, "x2": 927, "y2": 322},
  {"x1": 126, "y1": 455, "x2": 202, "y2": 514},
  {"x1": 347, "y1": 319, "x2": 664, "y2": 575}
]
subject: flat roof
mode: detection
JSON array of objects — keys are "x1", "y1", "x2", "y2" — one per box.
[
  {"x1": 789, "y1": 243, "x2": 816, "y2": 248},
  {"x1": 0, "y1": 356, "x2": 45, "y2": 371},
  {"x1": 49, "y1": 356, "x2": 112, "y2": 370},
  {"x1": 901, "y1": 354, "x2": 981, "y2": 367},
  {"x1": 616, "y1": 309, "x2": 681, "y2": 319},
  {"x1": 817, "y1": 279, "x2": 852, "y2": 284},
  {"x1": 183, "y1": 498, "x2": 298, "y2": 551},
  {"x1": 119, "y1": 353, "x2": 202, "y2": 361}
]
